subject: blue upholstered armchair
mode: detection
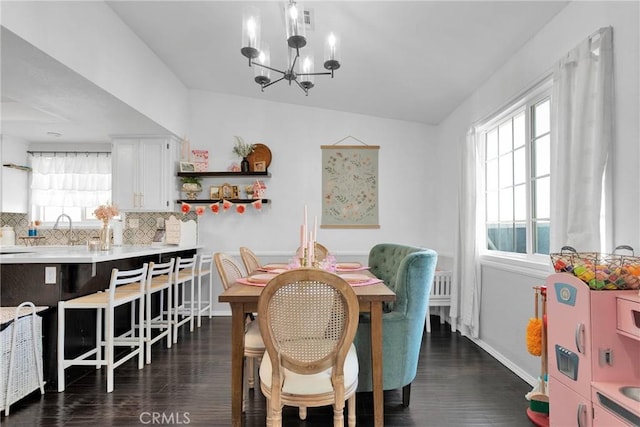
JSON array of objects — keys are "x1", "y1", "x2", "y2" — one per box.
[{"x1": 354, "y1": 243, "x2": 437, "y2": 407}]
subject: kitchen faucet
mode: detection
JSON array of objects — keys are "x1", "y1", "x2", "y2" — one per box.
[{"x1": 53, "y1": 214, "x2": 79, "y2": 245}]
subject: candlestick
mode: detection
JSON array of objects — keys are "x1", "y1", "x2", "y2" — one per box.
[
  {"x1": 302, "y1": 223, "x2": 307, "y2": 248},
  {"x1": 313, "y1": 216, "x2": 318, "y2": 243},
  {"x1": 304, "y1": 204, "x2": 308, "y2": 230},
  {"x1": 308, "y1": 231, "x2": 314, "y2": 267}
]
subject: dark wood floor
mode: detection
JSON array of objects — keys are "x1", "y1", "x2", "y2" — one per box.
[{"x1": 2, "y1": 316, "x2": 536, "y2": 426}]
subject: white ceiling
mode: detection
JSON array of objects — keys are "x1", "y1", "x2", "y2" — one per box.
[
  {"x1": 1, "y1": 1, "x2": 568, "y2": 143},
  {"x1": 0, "y1": 27, "x2": 170, "y2": 143}
]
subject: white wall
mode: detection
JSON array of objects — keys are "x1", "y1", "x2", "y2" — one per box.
[
  {"x1": 0, "y1": 135, "x2": 30, "y2": 213},
  {"x1": 188, "y1": 90, "x2": 437, "y2": 313},
  {"x1": 1, "y1": 1, "x2": 189, "y2": 138},
  {"x1": 435, "y1": 1, "x2": 640, "y2": 383}
]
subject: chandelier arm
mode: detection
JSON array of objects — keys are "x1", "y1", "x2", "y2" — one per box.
[
  {"x1": 261, "y1": 76, "x2": 286, "y2": 89},
  {"x1": 251, "y1": 61, "x2": 286, "y2": 76},
  {"x1": 297, "y1": 72, "x2": 333, "y2": 77},
  {"x1": 294, "y1": 79, "x2": 309, "y2": 95},
  {"x1": 289, "y1": 47, "x2": 301, "y2": 73}
]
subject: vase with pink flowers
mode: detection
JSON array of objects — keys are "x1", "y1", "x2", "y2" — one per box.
[{"x1": 94, "y1": 203, "x2": 119, "y2": 250}]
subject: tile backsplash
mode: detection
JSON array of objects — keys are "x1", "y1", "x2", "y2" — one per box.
[{"x1": 1, "y1": 212, "x2": 196, "y2": 246}]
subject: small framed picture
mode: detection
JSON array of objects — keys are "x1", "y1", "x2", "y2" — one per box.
[
  {"x1": 209, "y1": 186, "x2": 220, "y2": 199},
  {"x1": 179, "y1": 161, "x2": 195, "y2": 172},
  {"x1": 253, "y1": 161, "x2": 267, "y2": 172},
  {"x1": 220, "y1": 183, "x2": 239, "y2": 199}
]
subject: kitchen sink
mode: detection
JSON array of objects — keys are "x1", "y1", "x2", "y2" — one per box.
[{"x1": 620, "y1": 386, "x2": 640, "y2": 402}]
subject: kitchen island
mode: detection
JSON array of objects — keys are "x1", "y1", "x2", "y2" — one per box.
[{"x1": 0, "y1": 244, "x2": 202, "y2": 389}]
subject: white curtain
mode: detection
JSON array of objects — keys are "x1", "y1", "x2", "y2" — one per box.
[
  {"x1": 452, "y1": 129, "x2": 483, "y2": 338},
  {"x1": 550, "y1": 27, "x2": 613, "y2": 252},
  {"x1": 30, "y1": 153, "x2": 112, "y2": 207}
]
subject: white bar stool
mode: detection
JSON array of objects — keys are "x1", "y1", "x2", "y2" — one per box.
[
  {"x1": 119, "y1": 259, "x2": 175, "y2": 363},
  {"x1": 57, "y1": 264, "x2": 148, "y2": 393},
  {"x1": 172, "y1": 255, "x2": 196, "y2": 343},
  {"x1": 194, "y1": 253, "x2": 213, "y2": 326}
]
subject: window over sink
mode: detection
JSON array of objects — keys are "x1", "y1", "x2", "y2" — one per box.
[{"x1": 30, "y1": 151, "x2": 113, "y2": 224}]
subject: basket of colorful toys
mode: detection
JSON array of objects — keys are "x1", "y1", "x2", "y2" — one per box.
[{"x1": 550, "y1": 245, "x2": 640, "y2": 290}]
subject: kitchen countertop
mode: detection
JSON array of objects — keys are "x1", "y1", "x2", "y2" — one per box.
[{"x1": 0, "y1": 244, "x2": 202, "y2": 264}]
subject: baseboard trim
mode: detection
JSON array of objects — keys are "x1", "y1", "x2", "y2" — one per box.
[{"x1": 468, "y1": 336, "x2": 538, "y2": 387}]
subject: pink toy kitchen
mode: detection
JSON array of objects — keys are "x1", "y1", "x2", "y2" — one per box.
[{"x1": 548, "y1": 247, "x2": 640, "y2": 426}]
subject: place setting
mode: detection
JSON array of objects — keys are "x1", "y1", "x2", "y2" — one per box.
[{"x1": 236, "y1": 205, "x2": 382, "y2": 287}]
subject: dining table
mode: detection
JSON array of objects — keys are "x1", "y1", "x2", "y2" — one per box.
[{"x1": 218, "y1": 266, "x2": 396, "y2": 427}]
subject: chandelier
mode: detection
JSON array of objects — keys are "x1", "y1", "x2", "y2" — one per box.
[{"x1": 240, "y1": 0, "x2": 341, "y2": 95}]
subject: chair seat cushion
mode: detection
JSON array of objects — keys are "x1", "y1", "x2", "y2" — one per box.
[
  {"x1": 63, "y1": 289, "x2": 142, "y2": 307},
  {"x1": 245, "y1": 319, "x2": 265, "y2": 352},
  {"x1": 259, "y1": 343, "x2": 359, "y2": 395}
]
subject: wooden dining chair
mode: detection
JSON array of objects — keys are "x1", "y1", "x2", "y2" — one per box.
[
  {"x1": 240, "y1": 246, "x2": 262, "y2": 275},
  {"x1": 295, "y1": 242, "x2": 330, "y2": 262},
  {"x1": 214, "y1": 252, "x2": 265, "y2": 409},
  {"x1": 258, "y1": 268, "x2": 359, "y2": 427}
]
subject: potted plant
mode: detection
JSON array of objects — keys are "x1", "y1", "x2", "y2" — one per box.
[
  {"x1": 181, "y1": 176, "x2": 202, "y2": 199},
  {"x1": 232, "y1": 136, "x2": 255, "y2": 172}
]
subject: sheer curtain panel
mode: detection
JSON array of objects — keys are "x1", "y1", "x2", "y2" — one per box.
[
  {"x1": 30, "y1": 153, "x2": 112, "y2": 207},
  {"x1": 550, "y1": 27, "x2": 613, "y2": 252},
  {"x1": 452, "y1": 129, "x2": 483, "y2": 338}
]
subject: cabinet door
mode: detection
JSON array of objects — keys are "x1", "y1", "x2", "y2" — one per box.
[
  {"x1": 112, "y1": 138, "x2": 174, "y2": 212},
  {"x1": 593, "y1": 401, "x2": 633, "y2": 427},
  {"x1": 112, "y1": 139, "x2": 139, "y2": 210},
  {"x1": 547, "y1": 273, "x2": 593, "y2": 397},
  {"x1": 138, "y1": 139, "x2": 170, "y2": 211},
  {"x1": 550, "y1": 377, "x2": 592, "y2": 427}
]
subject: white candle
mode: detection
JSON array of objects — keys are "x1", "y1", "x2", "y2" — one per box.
[
  {"x1": 302, "y1": 224, "x2": 307, "y2": 248},
  {"x1": 313, "y1": 216, "x2": 318, "y2": 243},
  {"x1": 308, "y1": 232, "x2": 314, "y2": 266}
]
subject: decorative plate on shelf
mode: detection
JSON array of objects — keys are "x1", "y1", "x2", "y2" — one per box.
[{"x1": 247, "y1": 143, "x2": 272, "y2": 172}]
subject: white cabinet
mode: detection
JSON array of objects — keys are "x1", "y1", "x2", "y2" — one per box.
[{"x1": 112, "y1": 137, "x2": 176, "y2": 211}]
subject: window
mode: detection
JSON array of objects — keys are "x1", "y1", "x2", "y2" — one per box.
[
  {"x1": 30, "y1": 152, "x2": 112, "y2": 224},
  {"x1": 480, "y1": 83, "x2": 551, "y2": 256}
]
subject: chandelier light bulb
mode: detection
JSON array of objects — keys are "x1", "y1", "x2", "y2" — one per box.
[
  {"x1": 302, "y1": 57, "x2": 312, "y2": 73},
  {"x1": 324, "y1": 32, "x2": 341, "y2": 71},
  {"x1": 285, "y1": 0, "x2": 306, "y2": 48},
  {"x1": 254, "y1": 46, "x2": 271, "y2": 87},
  {"x1": 289, "y1": 4, "x2": 298, "y2": 21},
  {"x1": 247, "y1": 19, "x2": 256, "y2": 44},
  {"x1": 241, "y1": 7, "x2": 261, "y2": 60},
  {"x1": 299, "y1": 55, "x2": 315, "y2": 90},
  {"x1": 327, "y1": 33, "x2": 336, "y2": 58}
]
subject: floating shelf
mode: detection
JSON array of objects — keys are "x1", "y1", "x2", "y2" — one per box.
[
  {"x1": 177, "y1": 171, "x2": 270, "y2": 178},
  {"x1": 3, "y1": 163, "x2": 32, "y2": 172},
  {"x1": 176, "y1": 198, "x2": 270, "y2": 204}
]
